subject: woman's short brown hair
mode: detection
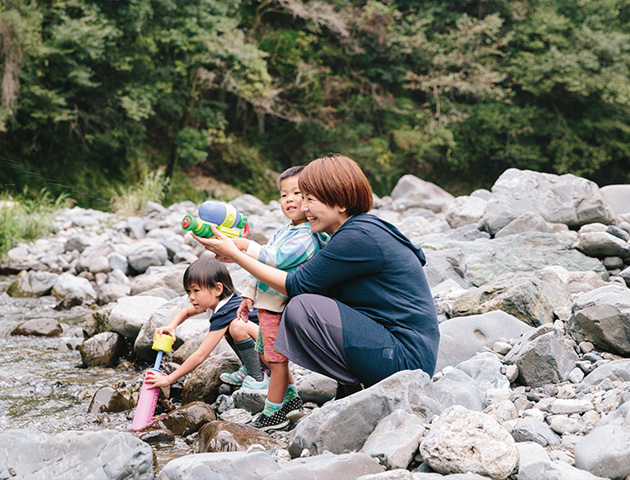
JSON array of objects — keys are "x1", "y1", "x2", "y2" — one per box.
[{"x1": 299, "y1": 154, "x2": 373, "y2": 216}]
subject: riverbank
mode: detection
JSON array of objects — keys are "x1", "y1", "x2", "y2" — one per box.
[{"x1": 1, "y1": 168, "x2": 630, "y2": 479}]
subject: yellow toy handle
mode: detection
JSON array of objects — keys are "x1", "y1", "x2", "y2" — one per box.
[{"x1": 152, "y1": 334, "x2": 173, "y2": 354}]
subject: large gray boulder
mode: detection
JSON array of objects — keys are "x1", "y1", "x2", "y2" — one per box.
[
  {"x1": 436, "y1": 311, "x2": 533, "y2": 372},
  {"x1": 109, "y1": 295, "x2": 168, "y2": 340},
  {"x1": 451, "y1": 270, "x2": 572, "y2": 327},
  {"x1": 420, "y1": 232, "x2": 607, "y2": 288},
  {"x1": 574, "y1": 424, "x2": 630, "y2": 480},
  {"x1": 444, "y1": 195, "x2": 488, "y2": 229},
  {"x1": 390, "y1": 174, "x2": 455, "y2": 213},
  {"x1": 7, "y1": 271, "x2": 59, "y2": 297},
  {"x1": 360, "y1": 409, "x2": 427, "y2": 470},
  {"x1": 503, "y1": 325, "x2": 579, "y2": 387},
  {"x1": 287, "y1": 370, "x2": 442, "y2": 458},
  {"x1": 479, "y1": 168, "x2": 616, "y2": 235},
  {"x1": 0, "y1": 429, "x2": 153, "y2": 479},
  {"x1": 127, "y1": 241, "x2": 169, "y2": 273},
  {"x1": 157, "y1": 451, "x2": 280, "y2": 480},
  {"x1": 566, "y1": 284, "x2": 630, "y2": 355},
  {"x1": 51, "y1": 272, "x2": 97, "y2": 304},
  {"x1": 601, "y1": 184, "x2": 630, "y2": 218}
]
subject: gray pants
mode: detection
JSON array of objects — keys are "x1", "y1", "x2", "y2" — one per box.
[{"x1": 274, "y1": 294, "x2": 359, "y2": 385}]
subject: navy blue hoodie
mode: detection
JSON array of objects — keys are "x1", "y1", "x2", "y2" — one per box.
[{"x1": 286, "y1": 213, "x2": 440, "y2": 385}]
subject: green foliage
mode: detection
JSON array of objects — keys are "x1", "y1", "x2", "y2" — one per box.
[
  {"x1": 2, "y1": 0, "x2": 630, "y2": 216},
  {"x1": 0, "y1": 189, "x2": 71, "y2": 261},
  {"x1": 109, "y1": 168, "x2": 169, "y2": 216}
]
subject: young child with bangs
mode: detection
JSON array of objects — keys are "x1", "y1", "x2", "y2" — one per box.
[{"x1": 144, "y1": 257, "x2": 266, "y2": 392}]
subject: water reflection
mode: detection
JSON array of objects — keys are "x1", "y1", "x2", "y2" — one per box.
[{"x1": 0, "y1": 278, "x2": 137, "y2": 434}]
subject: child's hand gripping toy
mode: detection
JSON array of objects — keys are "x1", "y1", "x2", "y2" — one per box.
[
  {"x1": 181, "y1": 200, "x2": 250, "y2": 239},
  {"x1": 131, "y1": 334, "x2": 174, "y2": 432}
]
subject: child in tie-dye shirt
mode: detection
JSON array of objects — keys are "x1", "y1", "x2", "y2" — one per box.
[{"x1": 223, "y1": 165, "x2": 327, "y2": 431}]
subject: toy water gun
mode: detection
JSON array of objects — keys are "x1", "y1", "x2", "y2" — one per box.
[
  {"x1": 181, "y1": 200, "x2": 249, "y2": 238},
  {"x1": 131, "y1": 334, "x2": 174, "y2": 432}
]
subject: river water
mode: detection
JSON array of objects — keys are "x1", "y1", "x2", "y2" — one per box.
[{"x1": 0, "y1": 275, "x2": 191, "y2": 474}]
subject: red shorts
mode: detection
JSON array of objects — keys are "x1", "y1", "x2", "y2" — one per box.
[{"x1": 258, "y1": 308, "x2": 288, "y2": 363}]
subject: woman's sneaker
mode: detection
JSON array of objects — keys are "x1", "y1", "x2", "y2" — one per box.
[
  {"x1": 220, "y1": 365, "x2": 247, "y2": 386},
  {"x1": 242, "y1": 372, "x2": 270, "y2": 390},
  {"x1": 251, "y1": 410, "x2": 290, "y2": 432},
  {"x1": 280, "y1": 396, "x2": 304, "y2": 416}
]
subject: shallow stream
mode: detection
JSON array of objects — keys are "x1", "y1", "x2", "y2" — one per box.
[{"x1": 0, "y1": 275, "x2": 190, "y2": 474}]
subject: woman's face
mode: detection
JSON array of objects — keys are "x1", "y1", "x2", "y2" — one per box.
[{"x1": 301, "y1": 194, "x2": 349, "y2": 234}]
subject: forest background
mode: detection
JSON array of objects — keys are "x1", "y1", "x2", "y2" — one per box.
[{"x1": 1, "y1": 0, "x2": 630, "y2": 212}]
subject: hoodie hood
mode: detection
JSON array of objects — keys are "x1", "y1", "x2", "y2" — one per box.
[{"x1": 342, "y1": 213, "x2": 427, "y2": 266}]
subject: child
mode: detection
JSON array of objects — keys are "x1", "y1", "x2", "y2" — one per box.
[
  {"x1": 226, "y1": 165, "x2": 328, "y2": 431},
  {"x1": 144, "y1": 257, "x2": 267, "y2": 392}
]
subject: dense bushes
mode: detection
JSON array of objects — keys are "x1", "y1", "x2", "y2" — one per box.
[{"x1": 1, "y1": 0, "x2": 629, "y2": 207}]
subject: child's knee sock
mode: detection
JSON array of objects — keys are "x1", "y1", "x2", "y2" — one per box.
[
  {"x1": 262, "y1": 399, "x2": 282, "y2": 417},
  {"x1": 234, "y1": 338, "x2": 263, "y2": 381},
  {"x1": 283, "y1": 384, "x2": 298, "y2": 403},
  {"x1": 225, "y1": 336, "x2": 244, "y2": 366}
]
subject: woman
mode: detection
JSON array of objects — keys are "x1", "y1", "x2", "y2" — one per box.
[{"x1": 195, "y1": 154, "x2": 440, "y2": 398}]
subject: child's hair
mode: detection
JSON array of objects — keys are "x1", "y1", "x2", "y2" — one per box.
[
  {"x1": 277, "y1": 165, "x2": 305, "y2": 190},
  {"x1": 183, "y1": 257, "x2": 236, "y2": 299}
]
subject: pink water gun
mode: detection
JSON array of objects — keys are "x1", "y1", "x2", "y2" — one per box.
[{"x1": 131, "y1": 334, "x2": 174, "y2": 432}]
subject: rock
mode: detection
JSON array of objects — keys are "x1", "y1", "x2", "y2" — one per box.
[
  {"x1": 294, "y1": 370, "x2": 337, "y2": 405},
  {"x1": 288, "y1": 370, "x2": 441, "y2": 458},
  {"x1": 109, "y1": 295, "x2": 168, "y2": 341},
  {"x1": 83, "y1": 303, "x2": 115, "y2": 338},
  {"x1": 181, "y1": 352, "x2": 240, "y2": 405},
  {"x1": 518, "y1": 459, "x2": 609, "y2": 480},
  {"x1": 0, "y1": 429, "x2": 153, "y2": 479},
  {"x1": 419, "y1": 405, "x2": 519, "y2": 479},
  {"x1": 424, "y1": 248, "x2": 468, "y2": 289},
  {"x1": 197, "y1": 420, "x2": 283, "y2": 453},
  {"x1": 263, "y1": 451, "x2": 385, "y2": 480},
  {"x1": 479, "y1": 168, "x2": 616, "y2": 235},
  {"x1": 10, "y1": 317, "x2": 63, "y2": 336},
  {"x1": 78, "y1": 331, "x2": 126, "y2": 367},
  {"x1": 51, "y1": 271, "x2": 97, "y2": 305},
  {"x1": 436, "y1": 311, "x2": 533, "y2": 372},
  {"x1": 432, "y1": 353, "x2": 509, "y2": 412},
  {"x1": 503, "y1": 325, "x2": 579, "y2": 387},
  {"x1": 390, "y1": 174, "x2": 455, "y2": 213},
  {"x1": 601, "y1": 184, "x2": 630, "y2": 216},
  {"x1": 494, "y1": 212, "x2": 557, "y2": 238},
  {"x1": 7, "y1": 271, "x2": 59, "y2": 297},
  {"x1": 566, "y1": 284, "x2": 630, "y2": 355},
  {"x1": 451, "y1": 270, "x2": 572, "y2": 327},
  {"x1": 155, "y1": 401, "x2": 216, "y2": 436},
  {"x1": 127, "y1": 241, "x2": 169, "y2": 274},
  {"x1": 130, "y1": 265, "x2": 187, "y2": 295},
  {"x1": 574, "y1": 424, "x2": 630, "y2": 480},
  {"x1": 576, "y1": 231, "x2": 630, "y2": 259},
  {"x1": 582, "y1": 358, "x2": 630, "y2": 386},
  {"x1": 420, "y1": 232, "x2": 607, "y2": 288},
  {"x1": 510, "y1": 416, "x2": 561, "y2": 447},
  {"x1": 360, "y1": 409, "x2": 426, "y2": 470},
  {"x1": 87, "y1": 386, "x2": 134, "y2": 414},
  {"x1": 157, "y1": 451, "x2": 280, "y2": 479},
  {"x1": 444, "y1": 195, "x2": 488, "y2": 229}
]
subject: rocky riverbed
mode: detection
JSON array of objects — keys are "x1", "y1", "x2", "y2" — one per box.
[{"x1": 1, "y1": 168, "x2": 630, "y2": 480}]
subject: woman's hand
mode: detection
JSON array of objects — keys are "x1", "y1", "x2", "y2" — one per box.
[
  {"x1": 144, "y1": 370, "x2": 170, "y2": 390},
  {"x1": 237, "y1": 297, "x2": 254, "y2": 322},
  {"x1": 192, "y1": 226, "x2": 241, "y2": 261}
]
